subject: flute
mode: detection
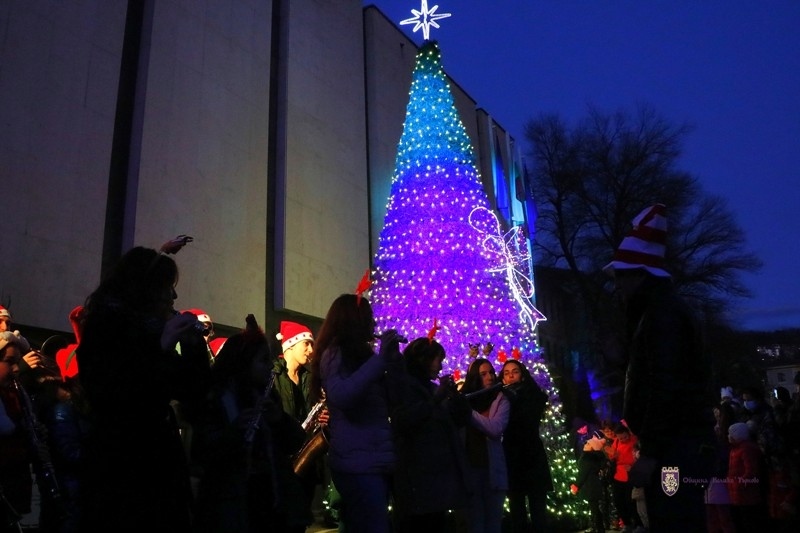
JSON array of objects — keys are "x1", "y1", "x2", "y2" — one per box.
[
  {"x1": 372, "y1": 332, "x2": 409, "y2": 343},
  {"x1": 463, "y1": 381, "x2": 520, "y2": 399},
  {"x1": 171, "y1": 309, "x2": 207, "y2": 334}
]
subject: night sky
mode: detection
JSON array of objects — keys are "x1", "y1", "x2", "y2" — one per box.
[{"x1": 366, "y1": 1, "x2": 800, "y2": 331}]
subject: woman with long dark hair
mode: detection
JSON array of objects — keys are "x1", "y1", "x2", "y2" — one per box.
[
  {"x1": 501, "y1": 359, "x2": 553, "y2": 532},
  {"x1": 309, "y1": 294, "x2": 405, "y2": 533},
  {"x1": 460, "y1": 358, "x2": 510, "y2": 533},
  {"x1": 193, "y1": 315, "x2": 307, "y2": 533},
  {"x1": 76, "y1": 245, "x2": 210, "y2": 531},
  {"x1": 391, "y1": 337, "x2": 471, "y2": 532}
]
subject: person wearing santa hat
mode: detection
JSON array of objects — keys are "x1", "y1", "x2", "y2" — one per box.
[
  {"x1": 0, "y1": 307, "x2": 47, "y2": 390},
  {"x1": 272, "y1": 320, "x2": 329, "y2": 531},
  {"x1": 0, "y1": 329, "x2": 35, "y2": 521},
  {"x1": 604, "y1": 204, "x2": 715, "y2": 533},
  {"x1": 174, "y1": 308, "x2": 226, "y2": 496},
  {"x1": 183, "y1": 308, "x2": 227, "y2": 363},
  {"x1": 272, "y1": 321, "x2": 319, "y2": 420},
  {"x1": 0, "y1": 305, "x2": 11, "y2": 333}
]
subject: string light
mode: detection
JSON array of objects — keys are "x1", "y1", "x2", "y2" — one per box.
[{"x1": 370, "y1": 40, "x2": 589, "y2": 528}]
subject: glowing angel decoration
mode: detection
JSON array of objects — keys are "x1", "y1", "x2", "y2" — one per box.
[
  {"x1": 400, "y1": 0, "x2": 452, "y2": 41},
  {"x1": 468, "y1": 206, "x2": 547, "y2": 332}
]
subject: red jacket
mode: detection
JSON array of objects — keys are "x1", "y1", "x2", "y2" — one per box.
[
  {"x1": 612, "y1": 434, "x2": 638, "y2": 482},
  {"x1": 728, "y1": 439, "x2": 763, "y2": 505}
]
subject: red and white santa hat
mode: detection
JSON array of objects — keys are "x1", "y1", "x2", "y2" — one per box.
[
  {"x1": 184, "y1": 308, "x2": 212, "y2": 324},
  {"x1": 276, "y1": 321, "x2": 314, "y2": 352},
  {"x1": 603, "y1": 203, "x2": 670, "y2": 278},
  {"x1": 0, "y1": 305, "x2": 10, "y2": 320}
]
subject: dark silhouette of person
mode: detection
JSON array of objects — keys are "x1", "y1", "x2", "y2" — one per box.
[{"x1": 604, "y1": 204, "x2": 715, "y2": 533}]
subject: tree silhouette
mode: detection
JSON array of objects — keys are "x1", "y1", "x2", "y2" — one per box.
[
  {"x1": 525, "y1": 106, "x2": 761, "y2": 321},
  {"x1": 525, "y1": 106, "x2": 762, "y2": 417}
]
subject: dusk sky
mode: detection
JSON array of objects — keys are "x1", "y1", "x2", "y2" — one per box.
[{"x1": 366, "y1": 1, "x2": 800, "y2": 331}]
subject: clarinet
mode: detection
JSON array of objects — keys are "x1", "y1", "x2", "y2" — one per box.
[
  {"x1": 0, "y1": 481, "x2": 22, "y2": 531},
  {"x1": 243, "y1": 369, "x2": 278, "y2": 445},
  {"x1": 243, "y1": 369, "x2": 281, "y2": 507},
  {"x1": 12, "y1": 379, "x2": 64, "y2": 513}
]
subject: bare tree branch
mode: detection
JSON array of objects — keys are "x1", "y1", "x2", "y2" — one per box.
[{"x1": 525, "y1": 104, "x2": 762, "y2": 396}]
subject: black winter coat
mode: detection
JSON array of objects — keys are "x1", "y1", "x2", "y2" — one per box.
[
  {"x1": 575, "y1": 449, "x2": 607, "y2": 502},
  {"x1": 77, "y1": 300, "x2": 211, "y2": 531},
  {"x1": 193, "y1": 383, "x2": 308, "y2": 532},
  {"x1": 390, "y1": 373, "x2": 471, "y2": 517},
  {"x1": 502, "y1": 381, "x2": 553, "y2": 494},
  {"x1": 272, "y1": 358, "x2": 313, "y2": 422},
  {"x1": 622, "y1": 278, "x2": 714, "y2": 458}
]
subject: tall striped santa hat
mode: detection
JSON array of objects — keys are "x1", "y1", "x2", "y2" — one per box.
[{"x1": 603, "y1": 203, "x2": 670, "y2": 278}]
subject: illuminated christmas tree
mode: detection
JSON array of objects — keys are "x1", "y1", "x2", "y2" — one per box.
[
  {"x1": 371, "y1": 40, "x2": 544, "y2": 376},
  {"x1": 370, "y1": 38, "x2": 588, "y2": 528}
]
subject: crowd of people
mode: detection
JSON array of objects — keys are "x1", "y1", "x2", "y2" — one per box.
[
  {"x1": 0, "y1": 239, "x2": 556, "y2": 533},
  {"x1": 570, "y1": 379, "x2": 800, "y2": 533},
  {"x1": 1, "y1": 203, "x2": 800, "y2": 533},
  {"x1": 568, "y1": 204, "x2": 800, "y2": 533}
]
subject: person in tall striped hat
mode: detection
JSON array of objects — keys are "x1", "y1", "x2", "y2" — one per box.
[{"x1": 604, "y1": 204, "x2": 715, "y2": 533}]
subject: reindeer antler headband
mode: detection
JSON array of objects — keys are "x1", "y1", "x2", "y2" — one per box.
[
  {"x1": 426, "y1": 318, "x2": 440, "y2": 344},
  {"x1": 355, "y1": 269, "x2": 371, "y2": 305}
]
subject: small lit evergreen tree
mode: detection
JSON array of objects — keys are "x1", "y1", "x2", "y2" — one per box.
[{"x1": 370, "y1": 40, "x2": 588, "y2": 528}]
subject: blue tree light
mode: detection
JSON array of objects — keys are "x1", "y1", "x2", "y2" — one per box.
[
  {"x1": 371, "y1": 41, "x2": 542, "y2": 379},
  {"x1": 370, "y1": 39, "x2": 588, "y2": 529}
]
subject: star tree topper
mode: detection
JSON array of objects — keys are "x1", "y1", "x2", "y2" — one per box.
[{"x1": 400, "y1": 0, "x2": 452, "y2": 41}]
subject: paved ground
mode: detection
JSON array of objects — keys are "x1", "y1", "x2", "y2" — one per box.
[
  {"x1": 303, "y1": 516, "x2": 628, "y2": 533},
  {"x1": 21, "y1": 481, "x2": 622, "y2": 533},
  {"x1": 307, "y1": 524, "x2": 338, "y2": 533}
]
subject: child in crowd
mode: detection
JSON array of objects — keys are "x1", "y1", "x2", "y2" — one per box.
[
  {"x1": 572, "y1": 431, "x2": 609, "y2": 533},
  {"x1": 727, "y1": 422, "x2": 765, "y2": 532},
  {"x1": 610, "y1": 421, "x2": 639, "y2": 531},
  {"x1": 628, "y1": 440, "x2": 656, "y2": 532},
  {"x1": 600, "y1": 419, "x2": 617, "y2": 530},
  {"x1": 705, "y1": 400, "x2": 737, "y2": 533}
]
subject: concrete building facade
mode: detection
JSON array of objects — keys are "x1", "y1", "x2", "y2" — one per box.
[{"x1": 1, "y1": 0, "x2": 526, "y2": 340}]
